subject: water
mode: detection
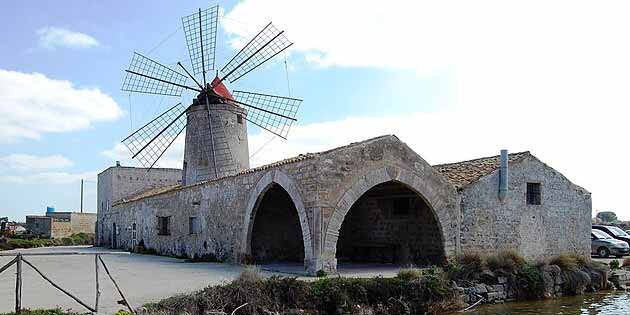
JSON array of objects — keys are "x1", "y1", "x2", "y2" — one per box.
[{"x1": 462, "y1": 291, "x2": 630, "y2": 315}]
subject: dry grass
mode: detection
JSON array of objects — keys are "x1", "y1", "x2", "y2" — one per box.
[
  {"x1": 397, "y1": 268, "x2": 424, "y2": 281},
  {"x1": 486, "y1": 249, "x2": 526, "y2": 273},
  {"x1": 549, "y1": 253, "x2": 589, "y2": 271},
  {"x1": 237, "y1": 266, "x2": 262, "y2": 283}
]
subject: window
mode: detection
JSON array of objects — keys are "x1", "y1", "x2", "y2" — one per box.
[
  {"x1": 189, "y1": 217, "x2": 199, "y2": 235},
  {"x1": 237, "y1": 114, "x2": 243, "y2": 124},
  {"x1": 526, "y1": 183, "x2": 541, "y2": 205},
  {"x1": 393, "y1": 197, "x2": 410, "y2": 215},
  {"x1": 157, "y1": 216, "x2": 171, "y2": 235}
]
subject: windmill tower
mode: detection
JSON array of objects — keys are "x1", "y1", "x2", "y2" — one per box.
[{"x1": 120, "y1": 6, "x2": 302, "y2": 185}]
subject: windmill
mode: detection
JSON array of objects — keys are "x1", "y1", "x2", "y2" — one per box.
[{"x1": 120, "y1": 5, "x2": 302, "y2": 185}]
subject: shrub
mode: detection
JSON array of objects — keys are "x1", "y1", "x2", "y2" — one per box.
[
  {"x1": 516, "y1": 264, "x2": 545, "y2": 299},
  {"x1": 486, "y1": 249, "x2": 526, "y2": 273},
  {"x1": 397, "y1": 268, "x2": 423, "y2": 281},
  {"x1": 549, "y1": 253, "x2": 588, "y2": 271},
  {"x1": 316, "y1": 269, "x2": 327, "y2": 278},
  {"x1": 237, "y1": 266, "x2": 262, "y2": 283},
  {"x1": 610, "y1": 260, "x2": 620, "y2": 270}
]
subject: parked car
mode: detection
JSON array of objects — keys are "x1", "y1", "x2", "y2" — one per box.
[
  {"x1": 591, "y1": 229, "x2": 629, "y2": 258},
  {"x1": 592, "y1": 225, "x2": 630, "y2": 247}
]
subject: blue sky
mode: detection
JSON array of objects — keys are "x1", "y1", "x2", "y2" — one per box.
[{"x1": 2, "y1": 0, "x2": 630, "y2": 221}]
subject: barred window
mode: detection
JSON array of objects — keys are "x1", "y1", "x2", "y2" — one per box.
[
  {"x1": 157, "y1": 216, "x2": 171, "y2": 235},
  {"x1": 526, "y1": 183, "x2": 541, "y2": 205}
]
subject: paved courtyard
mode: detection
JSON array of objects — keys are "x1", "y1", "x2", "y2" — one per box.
[
  {"x1": 0, "y1": 246, "x2": 404, "y2": 314},
  {"x1": 0, "y1": 246, "x2": 246, "y2": 314}
]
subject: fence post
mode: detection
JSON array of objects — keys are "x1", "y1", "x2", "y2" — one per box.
[
  {"x1": 15, "y1": 254, "x2": 22, "y2": 314},
  {"x1": 95, "y1": 254, "x2": 100, "y2": 313}
]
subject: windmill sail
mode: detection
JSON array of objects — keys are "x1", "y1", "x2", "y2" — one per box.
[
  {"x1": 122, "y1": 52, "x2": 197, "y2": 96},
  {"x1": 122, "y1": 103, "x2": 188, "y2": 168},
  {"x1": 232, "y1": 90, "x2": 301, "y2": 139},
  {"x1": 182, "y1": 6, "x2": 219, "y2": 76},
  {"x1": 220, "y1": 23, "x2": 293, "y2": 84}
]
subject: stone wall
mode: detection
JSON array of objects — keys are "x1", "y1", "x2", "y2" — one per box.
[
  {"x1": 459, "y1": 155, "x2": 592, "y2": 259},
  {"x1": 70, "y1": 213, "x2": 97, "y2": 234},
  {"x1": 51, "y1": 219, "x2": 72, "y2": 238},
  {"x1": 102, "y1": 136, "x2": 458, "y2": 274},
  {"x1": 26, "y1": 216, "x2": 52, "y2": 238},
  {"x1": 97, "y1": 165, "x2": 182, "y2": 246}
]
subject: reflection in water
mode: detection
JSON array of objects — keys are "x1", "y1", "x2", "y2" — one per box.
[{"x1": 462, "y1": 292, "x2": 630, "y2": 315}]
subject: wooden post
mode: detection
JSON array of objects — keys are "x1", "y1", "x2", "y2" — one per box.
[
  {"x1": 99, "y1": 256, "x2": 135, "y2": 314},
  {"x1": 95, "y1": 254, "x2": 100, "y2": 313},
  {"x1": 15, "y1": 254, "x2": 22, "y2": 314}
]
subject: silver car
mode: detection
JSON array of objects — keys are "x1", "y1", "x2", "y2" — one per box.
[{"x1": 592, "y1": 229, "x2": 629, "y2": 258}]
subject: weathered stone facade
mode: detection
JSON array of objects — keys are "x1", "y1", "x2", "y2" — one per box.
[
  {"x1": 26, "y1": 212, "x2": 96, "y2": 238},
  {"x1": 97, "y1": 135, "x2": 591, "y2": 274},
  {"x1": 442, "y1": 154, "x2": 592, "y2": 258},
  {"x1": 96, "y1": 164, "x2": 182, "y2": 246}
]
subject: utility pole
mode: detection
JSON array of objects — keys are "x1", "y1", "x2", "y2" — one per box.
[{"x1": 80, "y1": 179, "x2": 84, "y2": 213}]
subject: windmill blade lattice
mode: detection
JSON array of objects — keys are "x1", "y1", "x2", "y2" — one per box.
[
  {"x1": 122, "y1": 103, "x2": 188, "y2": 168},
  {"x1": 182, "y1": 6, "x2": 219, "y2": 76},
  {"x1": 122, "y1": 52, "x2": 192, "y2": 96},
  {"x1": 220, "y1": 23, "x2": 293, "y2": 84},
  {"x1": 232, "y1": 90, "x2": 301, "y2": 139}
]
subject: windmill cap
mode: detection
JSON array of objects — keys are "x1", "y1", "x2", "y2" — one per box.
[{"x1": 210, "y1": 76, "x2": 234, "y2": 100}]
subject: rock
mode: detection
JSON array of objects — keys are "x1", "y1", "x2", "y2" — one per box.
[
  {"x1": 486, "y1": 291, "x2": 506, "y2": 302},
  {"x1": 609, "y1": 270, "x2": 630, "y2": 290},
  {"x1": 475, "y1": 284, "x2": 487, "y2": 294},
  {"x1": 480, "y1": 270, "x2": 497, "y2": 283},
  {"x1": 497, "y1": 276, "x2": 508, "y2": 284},
  {"x1": 492, "y1": 284, "x2": 505, "y2": 292}
]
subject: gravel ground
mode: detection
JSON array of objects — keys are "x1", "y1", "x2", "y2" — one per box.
[{"x1": 0, "y1": 246, "x2": 245, "y2": 314}]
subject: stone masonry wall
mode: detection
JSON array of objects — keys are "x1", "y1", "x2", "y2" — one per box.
[
  {"x1": 70, "y1": 213, "x2": 97, "y2": 234},
  {"x1": 97, "y1": 166, "x2": 182, "y2": 246},
  {"x1": 459, "y1": 155, "x2": 592, "y2": 259},
  {"x1": 102, "y1": 136, "x2": 459, "y2": 274}
]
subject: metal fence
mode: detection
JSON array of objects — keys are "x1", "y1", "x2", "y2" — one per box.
[{"x1": 0, "y1": 251, "x2": 135, "y2": 314}]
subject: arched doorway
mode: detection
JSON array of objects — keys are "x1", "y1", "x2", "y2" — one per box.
[
  {"x1": 336, "y1": 181, "x2": 445, "y2": 266},
  {"x1": 250, "y1": 183, "x2": 305, "y2": 263}
]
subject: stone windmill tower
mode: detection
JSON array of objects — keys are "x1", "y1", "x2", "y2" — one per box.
[{"x1": 120, "y1": 6, "x2": 302, "y2": 185}]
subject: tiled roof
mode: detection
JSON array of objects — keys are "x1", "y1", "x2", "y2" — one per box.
[{"x1": 433, "y1": 151, "x2": 531, "y2": 190}]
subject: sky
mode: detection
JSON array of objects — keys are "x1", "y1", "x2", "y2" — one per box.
[{"x1": 1, "y1": 0, "x2": 629, "y2": 221}]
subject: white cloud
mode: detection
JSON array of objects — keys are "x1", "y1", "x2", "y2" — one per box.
[
  {"x1": 102, "y1": 135, "x2": 184, "y2": 169},
  {"x1": 37, "y1": 27, "x2": 100, "y2": 50},
  {"x1": 0, "y1": 171, "x2": 97, "y2": 185},
  {"x1": 0, "y1": 69, "x2": 124, "y2": 142},
  {"x1": 225, "y1": 0, "x2": 630, "y2": 219},
  {"x1": 0, "y1": 154, "x2": 73, "y2": 171}
]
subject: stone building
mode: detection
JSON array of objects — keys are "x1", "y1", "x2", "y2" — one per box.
[
  {"x1": 26, "y1": 211, "x2": 97, "y2": 238},
  {"x1": 96, "y1": 135, "x2": 591, "y2": 274},
  {"x1": 96, "y1": 163, "x2": 182, "y2": 246}
]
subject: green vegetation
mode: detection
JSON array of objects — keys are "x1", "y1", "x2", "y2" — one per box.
[
  {"x1": 142, "y1": 268, "x2": 461, "y2": 315},
  {"x1": 610, "y1": 259, "x2": 620, "y2": 270},
  {"x1": 0, "y1": 233, "x2": 94, "y2": 251}
]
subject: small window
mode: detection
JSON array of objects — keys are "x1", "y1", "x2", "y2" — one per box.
[
  {"x1": 189, "y1": 217, "x2": 199, "y2": 235},
  {"x1": 393, "y1": 198, "x2": 410, "y2": 215},
  {"x1": 237, "y1": 114, "x2": 243, "y2": 124},
  {"x1": 526, "y1": 183, "x2": 541, "y2": 205},
  {"x1": 157, "y1": 216, "x2": 171, "y2": 236}
]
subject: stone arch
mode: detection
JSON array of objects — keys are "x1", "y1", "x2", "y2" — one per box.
[
  {"x1": 323, "y1": 166, "x2": 456, "y2": 270},
  {"x1": 242, "y1": 170, "x2": 313, "y2": 264}
]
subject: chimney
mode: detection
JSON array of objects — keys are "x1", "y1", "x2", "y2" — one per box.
[
  {"x1": 116, "y1": 161, "x2": 121, "y2": 167},
  {"x1": 499, "y1": 149, "x2": 508, "y2": 201}
]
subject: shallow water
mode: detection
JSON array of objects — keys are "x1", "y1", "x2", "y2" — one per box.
[{"x1": 463, "y1": 291, "x2": 630, "y2": 315}]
